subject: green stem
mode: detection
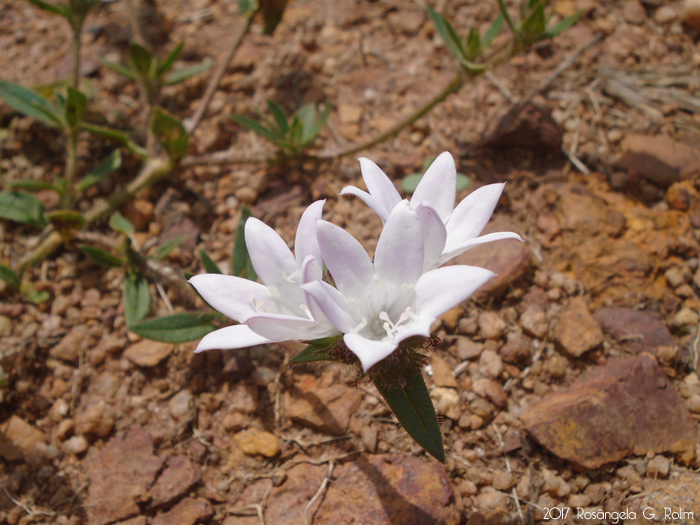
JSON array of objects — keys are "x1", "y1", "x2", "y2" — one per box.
[
  {"x1": 62, "y1": 127, "x2": 78, "y2": 209},
  {"x1": 71, "y1": 26, "x2": 81, "y2": 89}
]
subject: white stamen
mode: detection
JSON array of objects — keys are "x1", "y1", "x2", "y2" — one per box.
[
  {"x1": 268, "y1": 286, "x2": 280, "y2": 298},
  {"x1": 255, "y1": 299, "x2": 265, "y2": 309},
  {"x1": 382, "y1": 322, "x2": 393, "y2": 340},
  {"x1": 351, "y1": 317, "x2": 368, "y2": 334},
  {"x1": 282, "y1": 272, "x2": 295, "y2": 283}
]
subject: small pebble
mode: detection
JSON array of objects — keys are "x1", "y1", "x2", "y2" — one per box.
[
  {"x1": 647, "y1": 455, "x2": 670, "y2": 478},
  {"x1": 63, "y1": 436, "x2": 89, "y2": 455},
  {"x1": 478, "y1": 312, "x2": 506, "y2": 340}
]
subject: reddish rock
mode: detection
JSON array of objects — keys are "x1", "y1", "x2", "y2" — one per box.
[
  {"x1": 86, "y1": 426, "x2": 165, "y2": 525},
  {"x1": 555, "y1": 186, "x2": 626, "y2": 236},
  {"x1": 50, "y1": 325, "x2": 96, "y2": 362},
  {"x1": 520, "y1": 355, "x2": 697, "y2": 469},
  {"x1": 285, "y1": 374, "x2": 362, "y2": 435},
  {"x1": 551, "y1": 297, "x2": 603, "y2": 357},
  {"x1": 499, "y1": 333, "x2": 532, "y2": 365},
  {"x1": 150, "y1": 455, "x2": 202, "y2": 509},
  {"x1": 480, "y1": 103, "x2": 562, "y2": 151},
  {"x1": 431, "y1": 355, "x2": 458, "y2": 388},
  {"x1": 616, "y1": 134, "x2": 700, "y2": 187},
  {"x1": 593, "y1": 307, "x2": 676, "y2": 355},
  {"x1": 151, "y1": 497, "x2": 212, "y2": 525},
  {"x1": 124, "y1": 340, "x2": 174, "y2": 367},
  {"x1": 453, "y1": 217, "x2": 533, "y2": 299}
]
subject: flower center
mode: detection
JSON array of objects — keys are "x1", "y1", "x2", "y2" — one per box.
[{"x1": 378, "y1": 307, "x2": 417, "y2": 343}]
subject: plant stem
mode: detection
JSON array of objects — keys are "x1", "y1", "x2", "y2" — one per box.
[
  {"x1": 71, "y1": 28, "x2": 81, "y2": 89},
  {"x1": 62, "y1": 127, "x2": 78, "y2": 209}
]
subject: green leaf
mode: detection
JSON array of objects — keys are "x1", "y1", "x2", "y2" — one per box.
[
  {"x1": 496, "y1": 0, "x2": 518, "y2": 37},
  {"x1": 45, "y1": 210, "x2": 85, "y2": 230},
  {"x1": 109, "y1": 211, "x2": 135, "y2": 235},
  {"x1": 27, "y1": 0, "x2": 70, "y2": 17},
  {"x1": 456, "y1": 173, "x2": 471, "y2": 192},
  {"x1": 0, "y1": 80, "x2": 62, "y2": 128},
  {"x1": 401, "y1": 174, "x2": 423, "y2": 194},
  {"x1": 482, "y1": 14, "x2": 504, "y2": 49},
  {"x1": 80, "y1": 122, "x2": 148, "y2": 158},
  {"x1": 230, "y1": 114, "x2": 280, "y2": 144},
  {"x1": 124, "y1": 272, "x2": 150, "y2": 326},
  {"x1": 164, "y1": 60, "x2": 213, "y2": 85},
  {"x1": 0, "y1": 192, "x2": 47, "y2": 228},
  {"x1": 373, "y1": 368, "x2": 445, "y2": 462},
  {"x1": 129, "y1": 313, "x2": 216, "y2": 343},
  {"x1": 99, "y1": 57, "x2": 139, "y2": 80},
  {"x1": 65, "y1": 87, "x2": 88, "y2": 129},
  {"x1": 0, "y1": 264, "x2": 20, "y2": 290},
  {"x1": 21, "y1": 283, "x2": 50, "y2": 304},
  {"x1": 150, "y1": 107, "x2": 189, "y2": 160},
  {"x1": 427, "y1": 6, "x2": 465, "y2": 62},
  {"x1": 129, "y1": 42, "x2": 155, "y2": 79},
  {"x1": 151, "y1": 235, "x2": 186, "y2": 261},
  {"x1": 266, "y1": 99, "x2": 289, "y2": 135},
  {"x1": 289, "y1": 336, "x2": 345, "y2": 365},
  {"x1": 261, "y1": 0, "x2": 289, "y2": 34},
  {"x1": 233, "y1": 205, "x2": 257, "y2": 280},
  {"x1": 465, "y1": 28, "x2": 481, "y2": 60},
  {"x1": 521, "y1": 2, "x2": 546, "y2": 38},
  {"x1": 156, "y1": 42, "x2": 184, "y2": 77},
  {"x1": 299, "y1": 102, "x2": 331, "y2": 146},
  {"x1": 543, "y1": 11, "x2": 582, "y2": 39},
  {"x1": 238, "y1": 0, "x2": 259, "y2": 17},
  {"x1": 198, "y1": 250, "x2": 223, "y2": 274},
  {"x1": 76, "y1": 149, "x2": 122, "y2": 192},
  {"x1": 79, "y1": 245, "x2": 125, "y2": 267},
  {"x1": 8, "y1": 180, "x2": 60, "y2": 192}
]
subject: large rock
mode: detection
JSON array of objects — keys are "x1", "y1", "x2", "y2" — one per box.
[
  {"x1": 452, "y1": 217, "x2": 533, "y2": 299},
  {"x1": 520, "y1": 355, "x2": 697, "y2": 469},
  {"x1": 616, "y1": 134, "x2": 700, "y2": 187},
  {"x1": 551, "y1": 297, "x2": 603, "y2": 357},
  {"x1": 86, "y1": 426, "x2": 165, "y2": 525},
  {"x1": 593, "y1": 307, "x2": 676, "y2": 355}
]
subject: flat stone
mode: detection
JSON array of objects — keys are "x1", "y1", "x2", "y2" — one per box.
[
  {"x1": 234, "y1": 428, "x2": 280, "y2": 457},
  {"x1": 555, "y1": 186, "x2": 627, "y2": 236},
  {"x1": 431, "y1": 355, "x2": 457, "y2": 388},
  {"x1": 520, "y1": 355, "x2": 697, "y2": 469},
  {"x1": 124, "y1": 340, "x2": 174, "y2": 367},
  {"x1": 593, "y1": 307, "x2": 675, "y2": 355},
  {"x1": 616, "y1": 134, "x2": 700, "y2": 187},
  {"x1": 49, "y1": 325, "x2": 96, "y2": 362},
  {"x1": 285, "y1": 374, "x2": 362, "y2": 435},
  {"x1": 453, "y1": 218, "x2": 532, "y2": 299},
  {"x1": 0, "y1": 416, "x2": 46, "y2": 461},
  {"x1": 151, "y1": 497, "x2": 212, "y2": 525},
  {"x1": 455, "y1": 337, "x2": 483, "y2": 360},
  {"x1": 551, "y1": 297, "x2": 603, "y2": 357},
  {"x1": 150, "y1": 455, "x2": 202, "y2": 509},
  {"x1": 622, "y1": 0, "x2": 647, "y2": 23},
  {"x1": 86, "y1": 426, "x2": 165, "y2": 525},
  {"x1": 169, "y1": 390, "x2": 194, "y2": 421},
  {"x1": 472, "y1": 379, "x2": 507, "y2": 408}
]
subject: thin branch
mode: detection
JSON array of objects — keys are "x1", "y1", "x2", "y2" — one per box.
[
  {"x1": 185, "y1": 16, "x2": 253, "y2": 134},
  {"x1": 305, "y1": 460, "x2": 335, "y2": 525}
]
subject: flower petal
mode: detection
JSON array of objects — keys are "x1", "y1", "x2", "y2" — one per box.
[
  {"x1": 246, "y1": 313, "x2": 336, "y2": 341},
  {"x1": 189, "y1": 274, "x2": 269, "y2": 323},
  {"x1": 439, "y1": 231, "x2": 523, "y2": 267},
  {"x1": 394, "y1": 318, "x2": 434, "y2": 346},
  {"x1": 415, "y1": 265, "x2": 496, "y2": 319},
  {"x1": 445, "y1": 183, "x2": 505, "y2": 246},
  {"x1": 414, "y1": 203, "x2": 447, "y2": 273},
  {"x1": 295, "y1": 200, "x2": 325, "y2": 281},
  {"x1": 194, "y1": 324, "x2": 273, "y2": 352},
  {"x1": 344, "y1": 333, "x2": 397, "y2": 371},
  {"x1": 303, "y1": 280, "x2": 355, "y2": 333},
  {"x1": 245, "y1": 217, "x2": 298, "y2": 295},
  {"x1": 357, "y1": 157, "x2": 402, "y2": 219},
  {"x1": 339, "y1": 186, "x2": 391, "y2": 224},
  {"x1": 411, "y1": 151, "x2": 456, "y2": 221},
  {"x1": 374, "y1": 201, "x2": 424, "y2": 289},
  {"x1": 316, "y1": 220, "x2": 374, "y2": 299}
]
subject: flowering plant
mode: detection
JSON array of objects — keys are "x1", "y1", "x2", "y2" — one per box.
[{"x1": 191, "y1": 152, "x2": 520, "y2": 461}]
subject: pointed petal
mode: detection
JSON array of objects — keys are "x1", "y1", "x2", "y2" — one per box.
[
  {"x1": 439, "y1": 231, "x2": 523, "y2": 267},
  {"x1": 246, "y1": 313, "x2": 335, "y2": 341},
  {"x1": 415, "y1": 266, "x2": 496, "y2": 319},
  {"x1": 344, "y1": 333, "x2": 397, "y2": 371},
  {"x1": 195, "y1": 325, "x2": 274, "y2": 352},
  {"x1": 357, "y1": 157, "x2": 402, "y2": 218},
  {"x1": 295, "y1": 200, "x2": 325, "y2": 280},
  {"x1": 189, "y1": 274, "x2": 269, "y2": 323},
  {"x1": 415, "y1": 203, "x2": 447, "y2": 273},
  {"x1": 445, "y1": 183, "x2": 505, "y2": 246},
  {"x1": 245, "y1": 218, "x2": 298, "y2": 295},
  {"x1": 316, "y1": 220, "x2": 374, "y2": 299},
  {"x1": 375, "y1": 201, "x2": 424, "y2": 288},
  {"x1": 303, "y1": 281, "x2": 355, "y2": 333},
  {"x1": 412, "y1": 152, "x2": 457, "y2": 221},
  {"x1": 340, "y1": 186, "x2": 392, "y2": 224}
]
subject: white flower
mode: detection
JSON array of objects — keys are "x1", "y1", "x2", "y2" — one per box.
[
  {"x1": 302, "y1": 200, "x2": 495, "y2": 371},
  {"x1": 340, "y1": 151, "x2": 523, "y2": 270},
  {"x1": 189, "y1": 201, "x2": 339, "y2": 352}
]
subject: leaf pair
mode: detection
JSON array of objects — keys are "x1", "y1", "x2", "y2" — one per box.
[
  {"x1": 497, "y1": 0, "x2": 581, "y2": 45},
  {"x1": 231, "y1": 100, "x2": 331, "y2": 157}
]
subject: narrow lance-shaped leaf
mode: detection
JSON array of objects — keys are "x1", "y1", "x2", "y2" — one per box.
[
  {"x1": 45, "y1": 210, "x2": 86, "y2": 230},
  {"x1": 150, "y1": 107, "x2": 190, "y2": 160},
  {"x1": 426, "y1": 6, "x2": 466, "y2": 62},
  {"x1": 151, "y1": 236, "x2": 186, "y2": 261},
  {"x1": 129, "y1": 313, "x2": 216, "y2": 343},
  {"x1": 8, "y1": 180, "x2": 61, "y2": 192},
  {"x1": 79, "y1": 245, "x2": 125, "y2": 267},
  {"x1": 109, "y1": 212, "x2": 135, "y2": 235},
  {"x1": 482, "y1": 14, "x2": 504, "y2": 49},
  {"x1": 266, "y1": 99, "x2": 289, "y2": 136},
  {"x1": 80, "y1": 122, "x2": 148, "y2": 158},
  {"x1": 0, "y1": 192, "x2": 47, "y2": 228},
  {"x1": 129, "y1": 42, "x2": 155, "y2": 79},
  {"x1": 65, "y1": 87, "x2": 88, "y2": 129},
  {"x1": 0, "y1": 80, "x2": 62, "y2": 128},
  {"x1": 496, "y1": 0, "x2": 518, "y2": 37},
  {"x1": 238, "y1": 0, "x2": 259, "y2": 17},
  {"x1": 124, "y1": 272, "x2": 151, "y2": 326},
  {"x1": 0, "y1": 264, "x2": 20, "y2": 290},
  {"x1": 27, "y1": 0, "x2": 70, "y2": 17},
  {"x1": 261, "y1": 0, "x2": 289, "y2": 34},
  {"x1": 521, "y1": 2, "x2": 546, "y2": 39},
  {"x1": 373, "y1": 368, "x2": 445, "y2": 462},
  {"x1": 230, "y1": 114, "x2": 280, "y2": 143},
  {"x1": 164, "y1": 60, "x2": 213, "y2": 85},
  {"x1": 99, "y1": 57, "x2": 139, "y2": 80},
  {"x1": 76, "y1": 149, "x2": 122, "y2": 192},
  {"x1": 288, "y1": 336, "x2": 344, "y2": 365},
  {"x1": 233, "y1": 205, "x2": 257, "y2": 280},
  {"x1": 198, "y1": 250, "x2": 223, "y2": 274},
  {"x1": 543, "y1": 11, "x2": 582, "y2": 39},
  {"x1": 156, "y1": 42, "x2": 185, "y2": 77}
]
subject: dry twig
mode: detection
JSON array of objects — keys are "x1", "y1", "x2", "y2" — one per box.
[{"x1": 305, "y1": 460, "x2": 336, "y2": 525}]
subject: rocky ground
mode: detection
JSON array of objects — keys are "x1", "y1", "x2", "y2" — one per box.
[{"x1": 1, "y1": 0, "x2": 700, "y2": 523}]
